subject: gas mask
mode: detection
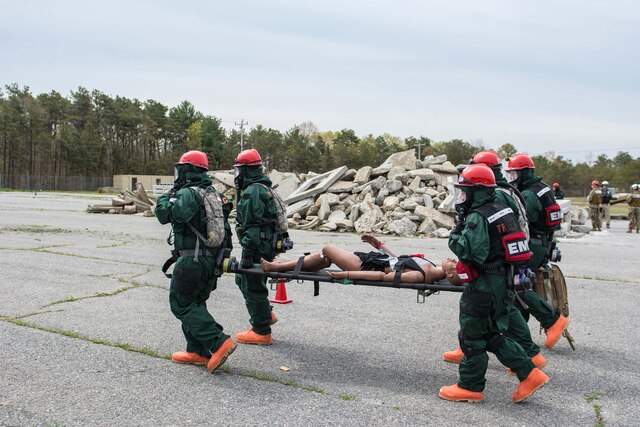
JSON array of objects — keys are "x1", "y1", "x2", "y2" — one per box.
[
  {"x1": 506, "y1": 170, "x2": 519, "y2": 184},
  {"x1": 454, "y1": 186, "x2": 474, "y2": 212},
  {"x1": 234, "y1": 166, "x2": 245, "y2": 196},
  {"x1": 454, "y1": 187, "x2": 467, "y2": 205},
  {"x1": 172, "y1": 164, "x2": 188, "y2": 190}
]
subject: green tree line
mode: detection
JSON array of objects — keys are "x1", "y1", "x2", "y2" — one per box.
[{"x1": 1, "y1": 84, "x2": 639, "y2": 195}]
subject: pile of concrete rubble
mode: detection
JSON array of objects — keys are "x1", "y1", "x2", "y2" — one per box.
[
  {"x1": 213, "y1": 150, "x2": 459, "y2": 238},
  {"x1": 210, "y1": 149, "x2": 591, "y2": 239},
  {"x1": 87, "y1": 182, "x2": 155, "y2": 216}
]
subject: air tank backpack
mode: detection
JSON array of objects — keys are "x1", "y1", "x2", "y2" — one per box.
[
  {"x1": 253, "y1": 183, "x2": 294, "y2": 254},
  {"x1": 188, "y1": 186, "x2": 226, "y2": 249},
  {"x1": 161, "y1": 186, "x2": 228, "y2": 278}
]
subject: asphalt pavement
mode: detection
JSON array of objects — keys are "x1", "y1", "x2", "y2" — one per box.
[{"x1": 1, "y1": 191, "x2": 638, "y2": 426}]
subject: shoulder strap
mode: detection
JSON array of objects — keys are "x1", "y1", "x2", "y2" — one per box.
[{"x1": 392, "y1": 256, "x2": 425, "y2": 286}]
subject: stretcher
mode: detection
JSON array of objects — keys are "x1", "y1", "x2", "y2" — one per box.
[{"x1": 235, "y1": 264, "x2": 464, "y2": 304}]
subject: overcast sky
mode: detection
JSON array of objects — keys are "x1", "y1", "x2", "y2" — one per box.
[{"x1": 1, "y1": 0, "x2": 638, "y2": 162}]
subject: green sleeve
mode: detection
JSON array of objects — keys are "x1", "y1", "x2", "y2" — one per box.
[
  {"x1": 523, "y1": 189, "x2": 542, "y2": 224},
  {"x1": 238, "y1": 186, "x2": 268, "y2": 251},
  {"x1": 448, "y1": 212, "x2": 490, "y2": 265},
  {"x1": 155, "y1": 193, "x2": 172, "y2": 225},
  {"x1": 154, "y1": 188, "x2": 198, "y2": 225}
]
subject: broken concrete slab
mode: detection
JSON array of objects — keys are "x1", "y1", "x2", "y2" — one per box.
[
  {"x1": 371, "y1": 149, "x2": 417, "y2": 176},
  {"x1": 213, "y1": 172, "x2": 235, "y2": 187},
  {"x1": 285, "y1": 197, "x2": 314, "y2": 217},
  {"x1": 354, "y1": 166, "x2": 373, "y2": 184},
  {"x1": 326, "y1": 181, "x2": 359, "y2": 193},
  {"x1": 284, "y1": 166, "x2": 347, "y2": 204}
]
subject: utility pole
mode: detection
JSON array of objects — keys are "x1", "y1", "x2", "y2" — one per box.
[
  {"x1": 235, "y1": 119, "x2": 248, "y2": 151},
  {"x1": 415, "y1": 139, "x2": 424, "y2": 160}
]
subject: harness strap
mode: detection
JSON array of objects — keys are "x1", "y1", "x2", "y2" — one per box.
[
  {"x1": 293, "y1": 255, "x2": 306, "y2": 276},
  {"x1": 162, "y1": 248, "x2": 218, "y2": 279},
  {"x1": 179, "y1": 248, "x2": 217, "y2": 257},
  {"x1": 162, "y1": 250, "x2": 180, "y2": 279},
  {"x1": 392, "y1": 256, "x2": 426, "y2": 286}
]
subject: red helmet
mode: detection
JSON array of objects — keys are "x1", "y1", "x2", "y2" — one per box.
[
  {"x1": 234, "y1": 149, "x2": 263, "y2": 167},
  {"x1": 471, "y1": 150, "x2": 500, "y2": 167},
  {"x1": 553, "y1": 182, "x2": 559, "y2": 188},
  {"x1": 591, "y1": 180, "x2": 599, "y2": 186},
  {"x1": 455, "y1": 164, "x2": 496, "y2": 187},
  {"x1": 505, "y1": 154, "x2": 535, "y2": 171},
  {"x1": 177, "y1": 150, "x2": 208, "y2": 170}
]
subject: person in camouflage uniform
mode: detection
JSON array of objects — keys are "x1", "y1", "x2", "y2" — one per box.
[
  {"x1": 627, "y1": 184, "x2": 640, "y2": 233},
  {"x1": 587, "y1": 180, "x2": 603, "y2": 231}
]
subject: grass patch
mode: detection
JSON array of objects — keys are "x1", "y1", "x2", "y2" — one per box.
[
  {"x1": 0, "y1": 225, "x2": 72, "y2": 234},
  {"x1": 228, "y1": 369, "x2": 326, "y2": 394},
  {"x1": 49, "y1": 296, "x2": 80, "y2": 305},
  {"x1": 566, "y1": 274, "x2": 639, "y2": 284},
  {"x1": 4, "y1": 318, "x2": 171, "y2": 360},
  {"x1": 389, "y1": 405, "x2": 401, "y2": 410},
  {"x1": 303, "y1": 384, "x2": 327, "y2": 394},
  {"x1": 585, "y1": 392, "x2": 605, "y2": 427},
  {"x1": 97, "y1": 240, "x2": 132, "y2": 248},
  {"x1": 568, "y1": 197, "x2": 628, "y2": 215},
  {"x1": 14, "y1": 246, "x2": 155, "y2": 267},
  {"x1": 3, "y1": 315, "x2": 339, "y2": 398},
  {"x1": 339, "y1": 393, "x2": 356, "y2": 401},
  {"x1": 45, "y1": 285, "x2": 139, "y2": 307}
]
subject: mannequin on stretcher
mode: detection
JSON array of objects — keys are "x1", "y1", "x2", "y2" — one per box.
[{"x1": 261, "y1": 235, "x2": 464, "y2": 285}]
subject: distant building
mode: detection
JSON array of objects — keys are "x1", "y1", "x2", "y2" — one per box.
[{"x1": 113, "y1": 175, "x2": 173, "y2": 191}]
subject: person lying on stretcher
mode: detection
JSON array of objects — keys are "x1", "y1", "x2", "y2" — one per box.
[{"x1": 261, "y1": 234, "x2": 463, "y2": 284}]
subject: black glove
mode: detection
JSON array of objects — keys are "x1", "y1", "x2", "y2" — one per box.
[
  {"x1": 173, "y1": 178, "x2": 186, "y2": 191},
  {"x1": 241, "y1": 249, "x2": 254, "y2": 268},
  {"x1": 452, "y1": 205, "x2": 467, "y2": 234},
  {"x1": 452, "y1": 219, "x2": 465, "y2": 234}
]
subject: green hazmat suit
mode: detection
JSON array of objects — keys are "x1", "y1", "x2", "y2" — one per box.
[
  {"x1": 449, "y1": 187, "x2": 534, "y2": 392},
  {"x1": 492, "y1": 172, "x2": 540, "y2": 358},
  {"x1": 155, "y1": 167, "x2": 233, "y2": 357},
  {"x1": 518, "y1": 172, "x2": 561, "y2": 328},
  {"x1": 235, "y1": 166, "x2": 277, "y2": 335}
]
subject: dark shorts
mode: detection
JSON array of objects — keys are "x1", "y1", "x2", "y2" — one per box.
[{"x1": 354, "y1": 251, "x2": 389, "y2": 272}]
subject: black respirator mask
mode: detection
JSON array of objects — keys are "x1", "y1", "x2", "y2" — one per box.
[{"x1": 234, "y1": 166, "x2": 245, "y2": 192}]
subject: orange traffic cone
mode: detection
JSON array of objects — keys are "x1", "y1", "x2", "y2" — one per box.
[{"x1": 270, "y1": 278, "x2": 292, "y2": 304}]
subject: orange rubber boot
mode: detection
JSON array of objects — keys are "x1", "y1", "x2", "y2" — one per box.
[
  {"x1": 171, "y1": 351, "x2": 210, "y2": 365},
  {"x1": 439, "y1": 384, "x2": 484, "y2": 403},
  {"x1": 207, "y1": 338, "x2": 237, "y2": 373},
  {"x1": 270, "y1": 311, "x2": 278, "y2": 325},
  {"x1": 442, "y1": 347, "x2": 464, "y2": 364},
  {"x1": 507, "y1": 353, "x2": 547, "y2": 375},
  {"x1": 512, "y1": 368, "x2": 549, "y2": 403},
  {"x1": 544, "y1": 315, "x2": 570, "y2": 349},
  {"x1": 236, "y1": 328, "x2": 273, "y2": 345}
]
